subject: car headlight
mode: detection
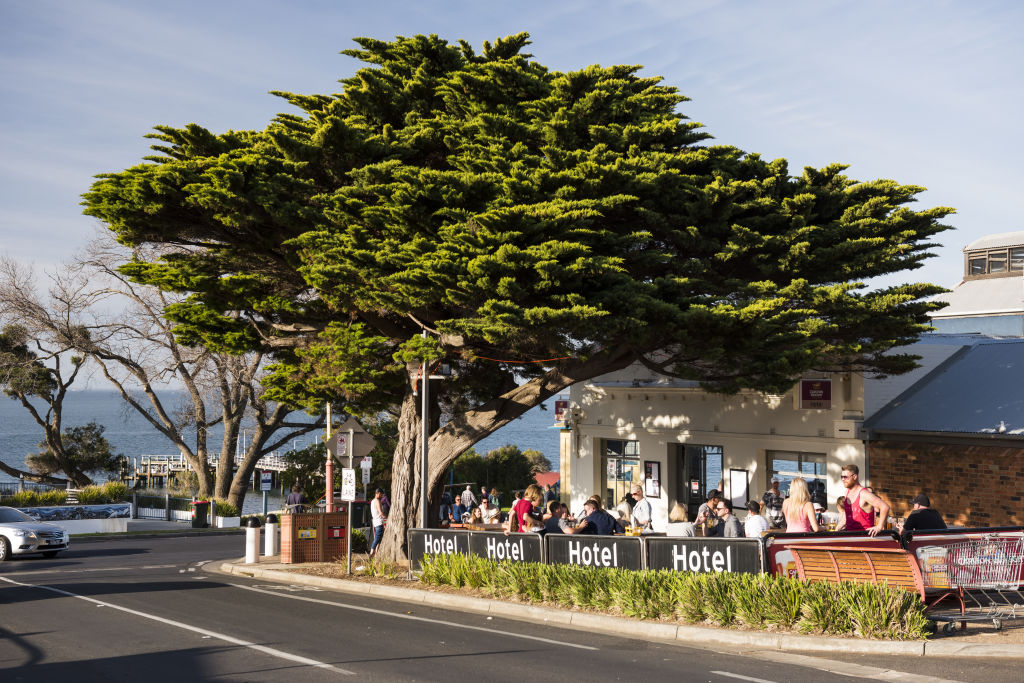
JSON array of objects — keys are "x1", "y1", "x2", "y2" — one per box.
[{"x1": 13, "y1": 530, "x2": 38, "y2": 539}]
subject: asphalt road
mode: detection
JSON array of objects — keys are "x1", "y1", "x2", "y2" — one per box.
[{"x1": 0, "y1": 534, "x2": 1019, "y2": 682}]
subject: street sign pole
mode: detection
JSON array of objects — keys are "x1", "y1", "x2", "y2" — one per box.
[
  {"x1": 420, "y1": 332, "x2": 429, "y2": 529},
  {"x1": 341, "y1": 468, "x2": 356, "y2": 574},
  {"x1": 325, "y1": 404, "x2": 334, "y2": 513}
]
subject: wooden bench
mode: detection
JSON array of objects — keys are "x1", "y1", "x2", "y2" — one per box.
[{"x1": 789, "y1": 545, "x2": 926, "y2": 601}]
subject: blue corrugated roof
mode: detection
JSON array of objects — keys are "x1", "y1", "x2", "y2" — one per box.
[{"x1": 866, "y1": 339, "x2": 1024, "y2": 434}]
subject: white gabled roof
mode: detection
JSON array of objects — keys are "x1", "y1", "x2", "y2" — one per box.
[
  {"x1": 964, "y1": 231, "x2": 1024, "y2": 252},
  {"x1": 931, "y1": 277, "x2": 1024, "y2": 318}
]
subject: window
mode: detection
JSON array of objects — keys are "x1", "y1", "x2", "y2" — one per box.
[
  {"x1": 601, "y1": 439, "x2": 639, "y2": 510},
  {"x1": 966, "y1": 248, "x2": 1024, "y2": 278},
  {"x1": 989, "y1": 251, "x2": 1007, "y2": 273},
  {"x1": 969, "y1": 255, "x2": 987, "y2": 275},
  {"x1": 1011, "y1": 248, "x2": 1024, "y2": 271},
  {"x1": 768, "y1": 451, "x2": 826, "y2": 497}
]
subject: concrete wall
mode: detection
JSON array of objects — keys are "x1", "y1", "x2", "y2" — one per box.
[{"x1": 868, "y1": 440, "x2": 1024, "y2": 527}]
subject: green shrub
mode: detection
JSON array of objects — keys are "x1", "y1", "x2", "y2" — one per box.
[
  {"x1": 77, "y1": 485, "x2": 106, "y2": 504},
  {"x1": 213, "y1": 500, "x2": 239, "y2": 517},
  {"x1": 734, "y1": 573, "x2": 768, "y2": 628},
  {"x1": 674, "y1": 572, "x2": 707, "y2": 623},
  {"x1": 413, "y1": 554, "x2": 929, "y2": 640},
  {"x1": 702, "y1": 571, "x2": 737, "y2": 626},
  {"x1": 762, "y1": 575, "x2": 803, "y2": 629},
  {"x1": 350, "y1": 528, "x2": 368, "y2": 553},
  {"x1": 38, "y1": 490, "x2": 68, "y2": 506},
  {"x1": 799, "y1": 580, "x2": 851, "y2": 634},
  {"x1": 101, "y1": 481, "x2": 130, "y2": 502}
]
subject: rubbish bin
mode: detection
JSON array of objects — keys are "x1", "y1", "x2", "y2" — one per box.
[{"x1": 191, "y1": 500, "x2": 210, "y2": 528}]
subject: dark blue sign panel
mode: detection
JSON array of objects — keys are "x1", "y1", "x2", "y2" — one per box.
[
  {"x1": 408, "y1": 528, "x2": 470, "y2": 570},
  {"x1": 468, "y1": 531, "x2": 543, "y2": 563},
  {"x1": 545, "y1": 534, "x2": 642, "y2": 570},
  {"x1": 645, "y1": 537, "x2": 763, "y2": 574}
]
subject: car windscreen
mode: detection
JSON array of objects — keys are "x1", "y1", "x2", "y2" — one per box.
[{"x1": 0, "y1": 507, "x2": 35, "y2": 523}]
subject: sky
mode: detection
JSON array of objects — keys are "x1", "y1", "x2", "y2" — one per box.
[{"x1": 1, "y1": 0, "x2": 1022, "y2": 290}]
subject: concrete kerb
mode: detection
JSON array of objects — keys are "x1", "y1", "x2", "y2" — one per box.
[{"x1": 214, "y1": 561, "x2": 1024, "y2": 658}]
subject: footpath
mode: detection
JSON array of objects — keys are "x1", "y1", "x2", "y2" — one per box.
[{"x1": 215, "y1": 554, "x2": 1024, "y2": 659}]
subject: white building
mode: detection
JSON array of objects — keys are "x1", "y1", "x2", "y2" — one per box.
[{"x1": 558, "y1": 366, "x2": 866, "y2": 528}]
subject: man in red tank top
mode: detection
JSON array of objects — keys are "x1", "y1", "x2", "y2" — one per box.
[{"x1": 839, "y1": 464, "x2": 889, "y2": 537}]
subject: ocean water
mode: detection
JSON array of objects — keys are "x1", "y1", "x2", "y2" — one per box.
[{"x1": 0, "y1": 390, "x2": 563, "y2": 484}]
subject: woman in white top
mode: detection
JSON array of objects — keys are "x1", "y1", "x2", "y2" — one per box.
[{"x1": 369, "y1": 487, "x2": 387, "y2": 557}]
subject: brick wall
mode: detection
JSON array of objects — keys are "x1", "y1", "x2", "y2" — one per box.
[{"x1": 868, "y1": 440, "x2": 1024, "y2": 527}]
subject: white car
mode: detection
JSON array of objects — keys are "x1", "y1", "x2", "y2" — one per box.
[{"x1": 0, "y1": 506, "x2": 70, "y2": 561}]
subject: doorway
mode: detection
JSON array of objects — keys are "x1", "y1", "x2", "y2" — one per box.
[{"x1": 673, "y1": 443, "x2": 723, "y2": 520}]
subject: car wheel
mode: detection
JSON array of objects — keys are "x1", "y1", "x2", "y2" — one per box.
[
  {"x1": 0, "y1": 537, "x2": 10, "y2": 562},
  {"x1": 42, "y1": 550, "x2": 60, "y2": 558}
]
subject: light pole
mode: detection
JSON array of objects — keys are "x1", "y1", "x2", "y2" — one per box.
[{"x1": 417, "y1": 333, "x2": 452, "y2": 529}]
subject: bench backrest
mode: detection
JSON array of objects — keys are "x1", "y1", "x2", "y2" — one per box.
[{"x1": 789, "y1": 545, "x2": 925, "y2": 601}]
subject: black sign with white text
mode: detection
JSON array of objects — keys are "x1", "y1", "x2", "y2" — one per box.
[
  {"x1": 645, "y1": 537, "x2": 763, "y2": 574},
  {"x1": 407, "y1": 529, "x2": 470, "y2": 570},
  {"x1": 545, "y1": 534, "x2": 643, "y2": 570},
  {"x1": 468, "y1": 532, "x2": 543, "y2": 563}
]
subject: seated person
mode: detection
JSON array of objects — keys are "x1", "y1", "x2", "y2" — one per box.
[
  {"x1": 478, "y1": 498, "x2": 500, "y2": 524},
  {"x1": 903, "y1": 494, "x2": 947, "y2": 532},
  {"x1": 449, "y1": 499, "x2": 467, "y2": 525},
  {"x1": 708, "y1": 499, "x2": 744, "y2": 537},
  {"x1": 833, "y1": 496, "x2": 848, "y2": 531},
  {"x1": 743, "y1": 500, "x2": 769, "y2": 537},
  {"x1": 543, "y1": 500, "x2": 569, "y2": 534},
  {"x1": 665, "y1": 502, "x2": 696, "y2": 537},
  {"x1": 565, "y1": 497, "x2": 618, "y2": 535},
  {"x1": 467, "y1": 506, "x2": 484, "y2": 524}
]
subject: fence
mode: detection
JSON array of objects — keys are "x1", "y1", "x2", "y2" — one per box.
[
  {"x1": 134, "y1": 493, "x2": 195, "y2": 522},
  {"x1": 407, "y1": 526, "x2": 1024, "y2": 590},
  {"x1": 0, "y1": 481, "x2": 63, "y2": 497}
]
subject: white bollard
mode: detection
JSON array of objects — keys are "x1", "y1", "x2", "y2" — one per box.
[
  {"x1": 264, "y1": 514, "x2": 279, "y2": 556},
  {"x1": 245, "y1": 517, "x2": 261, "y2": 564}
]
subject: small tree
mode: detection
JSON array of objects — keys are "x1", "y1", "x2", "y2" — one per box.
[{"x1": 27, "y1": 421, "x2": 120, "y2": 480}]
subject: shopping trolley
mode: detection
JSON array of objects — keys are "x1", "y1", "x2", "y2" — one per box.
[{"x1": 929, "y1": 534, "x2": 1024, "y2": 633}]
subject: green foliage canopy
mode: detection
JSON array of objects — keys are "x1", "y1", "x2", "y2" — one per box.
[{"x1": 82, "y1": 32, "x2": 952, "y2": 417}]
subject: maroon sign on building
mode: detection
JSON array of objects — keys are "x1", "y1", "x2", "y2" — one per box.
[{"x1": 799, "y1": 379, "x2": 832, "y2": 409}]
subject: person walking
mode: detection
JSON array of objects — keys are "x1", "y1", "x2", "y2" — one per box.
[
  {"x1": 461, "y1": 485, "x2": 477, "y2": 509},
  {"x1": 839, "y1": 464, "x2": 889, "y2": 536},
  {"x1": 285, "y1": 485, "x2": 306, "y2": 512},
  {"x1": 369, "y1": 487, "x2": 387, "y2": 558},
  {"x1": 782, "y1": 477, "x2": 819, "y2": 533}
]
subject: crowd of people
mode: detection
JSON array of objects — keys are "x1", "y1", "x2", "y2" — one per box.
[{"x1": 430, "y1": 462, "x2": 946, "y2": 539}]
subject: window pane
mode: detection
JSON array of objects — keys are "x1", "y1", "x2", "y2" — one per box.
[
  {"x1": 1011, "y1": 248, "x2": 1024, "y2": 271},
  {"x1": 969, "y1": 256, "x2": 986, "y2": 275},
  {"x1": 989, "y1": 250, "x2": 1007, "y2": 273},
  {"x1": 704, "y1": 446, "x2": 723, "y2": 494}
]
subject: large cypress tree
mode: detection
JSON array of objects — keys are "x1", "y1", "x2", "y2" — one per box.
[{"x1": 83, "y1": 33, "x2": 951, "y2": 558}]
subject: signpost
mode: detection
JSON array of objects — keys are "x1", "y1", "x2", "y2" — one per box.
[
  {"x1": 341, "y1": 468, "x2": 356, "y2": 574},
  {"x1": 260, "y1": 471, "x2": 272, "y2": 515}
]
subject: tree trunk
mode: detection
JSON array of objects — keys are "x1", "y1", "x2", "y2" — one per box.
[
  {"x1": 377, "y1": 390, "x2": 421, "y2": 562},
  {"x1": 376, "y1": 346, "x2": 636, "y2": 561}
]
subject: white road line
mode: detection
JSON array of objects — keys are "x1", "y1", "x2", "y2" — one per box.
[
  {"x1": 231, "y1": 583, "x2": 599, "y2": 651},
  {"x1": 0, "y1": 564, "x2": 178, "y2": 577},
  {"x1": 711, "y1": 672, "x2": 776, "y2": 683},
  {"x1": 0, "y1": 576, "x2": 354, "y2": 676},
  {"x1": 748, "y1": 651, "x2": 963, "y2": 683}
]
